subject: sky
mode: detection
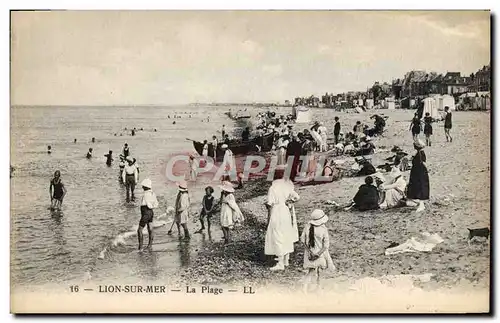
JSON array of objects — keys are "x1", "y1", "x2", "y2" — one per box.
[{"x1": 11, "y1": 10, "x2": 490, "y2": 106}]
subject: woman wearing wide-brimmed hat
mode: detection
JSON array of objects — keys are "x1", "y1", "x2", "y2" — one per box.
[
  {"x1": 406, "y1": 139, "x2": 430, "y2": 212},
  {"x1": 264, "y1": 170, "x2": 300, "y2": 271},
  {"x1": 219, "y1": 181, "x2": 244, "y2": 244},
  {"x1": 300, "y1": 209, "x2": 335, "y2": 290}
]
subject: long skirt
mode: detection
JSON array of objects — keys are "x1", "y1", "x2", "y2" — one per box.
[{"x1": 407, "y1": 164, "x2": 430, "y2": 200}]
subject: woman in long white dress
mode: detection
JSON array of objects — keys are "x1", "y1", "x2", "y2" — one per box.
[{"x1": 264, "y1": 170, "x2": 300, "y2": 271}]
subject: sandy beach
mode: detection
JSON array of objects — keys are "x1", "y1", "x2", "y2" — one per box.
[{"x1": 175, "y1": 108, "x2": 490, "y2": 298}]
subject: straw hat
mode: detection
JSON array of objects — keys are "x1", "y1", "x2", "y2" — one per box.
[
  {"x1": 310, "y1": 209, "x2": 328, "y2": 226},
  {"x1": 141, "y1": 178, "x2": 152, "y2": 189},
  {"x1": 221, "y1": 144, "x2": 229, "y2": 149},
  {"x1": 372, "y1": 172, "x2": 386, "y2": 183},
  {"x1": 177, "y1": 180, "x2": 188, "y2": 191},
  {"x1": 126, "y1": 156, "x2": 134, "y2": 162},
  {"x1": 219, "y1": 181, "x2": 235, "y2": 193}
]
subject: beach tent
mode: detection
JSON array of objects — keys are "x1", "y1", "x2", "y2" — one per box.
[
  {"x1": 435, "y1": 95, "x2": 455, "y2": 111},
  {"x1": 385, "y1": 97, "x2": 396, "y2": 110},
  {"x1": 293, "y1": 106, "x2": 311, "y2": 123},
  {"x1": 422, "y1": 97, "x2": 440, "y2": 119},
  {"x1": 365, "y1": 99, "x2": 374, "y2": 110}
]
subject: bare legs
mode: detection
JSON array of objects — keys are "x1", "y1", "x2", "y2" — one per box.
[{"x1": 137, "y1": 223, "x2": 153, "y2": 251}]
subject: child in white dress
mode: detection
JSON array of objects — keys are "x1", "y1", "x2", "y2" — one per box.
[{"x1": 300, "y1": 209, "x2": 335, "y2": 291}]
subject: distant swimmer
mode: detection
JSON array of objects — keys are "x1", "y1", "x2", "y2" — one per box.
[
  {"x1": 74, "y1": 139, "x2": 77, "y2": 144},
  {"x1": 168, "y1": 115, "x2": 170, "y2": 119},
  {"x1": 189, "y1": 115, "x2": 192, "y2": 118},
  {"x1": 138, "y1": 178, "x2": 159, "y2": 251},
  {"x1": 122, "y1": 156, "x2": 138, "y2": 202},
  {"x1": 47, "y1": 145, "x2": 52, "y2": 154},
  {"x1": 86, "y1": 148, "x2": 93, "y2": 159},
  {"x1": 131, "y1": 129, "x2": 136, "y2": 136},
  {"x1": 140, "y1": 127, "x2": 144, "y2": 131},
  {"x1": 92, "y1": 137, "x2": 96, "y2": 143},
  {"x1": 114, "y1": 133, "x2": 117, "y2": 136},
  {"x1": 49, "y1": 170, "x2": 67, "y2": 211},
  {"x1": 154, "y1": 129, "x2": 157, "y2": 132},
  {"x1": 104, "y1": 150, "x2": 113, "y2": 166},
  {"x1": 173, "y1": 121, "x2": 176, "y2": 125},
  {"x1": 122, "y1": 143, "x2": 130, "y2": 158}
]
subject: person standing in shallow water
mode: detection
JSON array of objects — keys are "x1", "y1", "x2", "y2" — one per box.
[
  {"x1": 49, "y1": 170, "x2": 67, "y2": 210},
  {"x1": 137, "y1": 178, "x2": 158, "y2": 251},
  {"x1": 171, "y1": 181, "x2": 191, "y2": 240},
  {"x1": 219, "y1": 181, "x2": 244, "y2": 244},
  {"x1": 122, "y1": 156, "x2": 138, "y2": 202},
  {"x1": 104, "y1": 150, "x2": 113, "y2": 166},
  {"x1": 86, "y1": 148, "x2": 93, "y2": 159},
  {"x1": 444, "y1": 106, "x2": 453, "y2": 142},
  {"x1": 406, "y1": 139, "x2": 430, "y2": 213},
  {"x1": 122, "y1": 143, "x2": 130, "y2": 158}
]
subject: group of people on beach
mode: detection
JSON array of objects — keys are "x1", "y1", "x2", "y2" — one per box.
[{"x1": 43, "y1": 104, "x2": 456, "y2": 291}]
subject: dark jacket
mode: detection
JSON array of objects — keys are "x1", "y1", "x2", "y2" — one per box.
[{"x1": 353, "y1": 184, "x2": 380, "y2": 211}]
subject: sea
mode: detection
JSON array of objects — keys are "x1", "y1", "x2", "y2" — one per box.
[{"x1": 10, "y1": 105, "x2": 265, "y2": 289}]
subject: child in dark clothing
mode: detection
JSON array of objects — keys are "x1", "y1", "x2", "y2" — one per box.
[
  {"x1": 104, "y1": 150, "x2": 113, "y2": 166},
  {"x1": 195, "y1": 186, "x2": 215, "y2": 233},
  {"x1": 423, "y1": 112, "x2": 433, "y2": 146}
]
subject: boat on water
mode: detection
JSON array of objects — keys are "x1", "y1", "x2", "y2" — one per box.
[
  {"x1": 225, "y1": 111, "x2": 251, "y2": 120},
  {"x1": 191, "y1": 133, "x2": 275, "y2": 161}
]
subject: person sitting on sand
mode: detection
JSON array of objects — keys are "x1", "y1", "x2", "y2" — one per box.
[
  {"x1": 379, "y1": 168, "x2": 407, "y2": 209},
  {"x1": 49, "y1": 170, "x2": 67, "y2": 210},
  {"x1": 137, "y1": 178, "x2": 158, "y2": 251},
  {"x1": 104, "y1": 150, "x2": 113, "y2": 166},
  {"x1": 195, "y1": 186, "x2": 215, "y2": 234},
  {"x1": 345, "y1": 176, "x2": 380, "y2": 211},
  {"x1": 86, "y1": 148, "x2": 93, "y2": 159},
  {"x1": 356, "y1": 157, "x2": 376, "y2": 176},
  {"x1": 300, "y1": 209, "x2": 335, "y2": 292}
]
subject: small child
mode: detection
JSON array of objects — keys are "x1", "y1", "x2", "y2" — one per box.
[
  {"x1": 300, "y1": 209, "x2": 335, "y2": 292},
  {"x1": 86, "y1": 148, "x2": 93, "y2": 159},
  {"x1": 104, "y1": 150, "x2": 113, "y2": 166},
  {"x1": 423, "y1": 112, "x2": 433, "y2": 147},
  {"x1": 195, "y1": 186, "x2": 215, "y2": 233}
]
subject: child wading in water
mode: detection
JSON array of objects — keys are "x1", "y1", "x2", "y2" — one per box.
[
  {"x1": 104, "y1": 150, "x2": 113, "y2": 166},
  {"x1": 300, "y1": 209, "x2": 335, "y2": 292},
  {"x1": 195, "y1": 186, "x2": 215, "y2": 233},
  {"x1": 423, "y1": 112, "x2": 433, "y2": 147},
  {"x1": 49, "y1": 170, "x2": 67, "y2": 210},
  {"x1": 137, "y1": 178, "x2": 158, "y2": 251}
]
